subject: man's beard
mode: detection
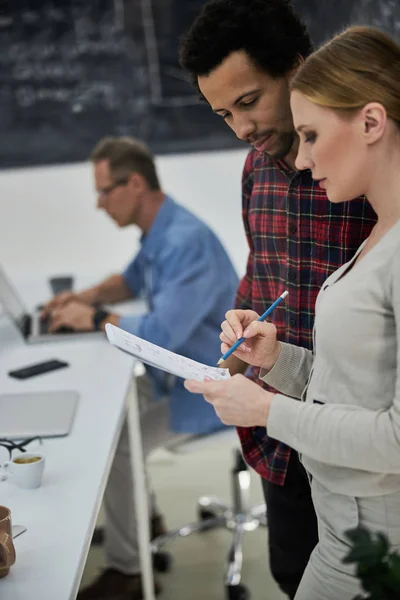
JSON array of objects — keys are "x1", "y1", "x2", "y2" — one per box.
[{"x1": 268, "y1": 130, "x2": 296, "y2": 161}]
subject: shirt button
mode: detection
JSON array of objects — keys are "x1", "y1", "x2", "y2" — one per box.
[
  {"x1": 288, "y1": 269, "x2": 297, "y2": 282},
  {"x1": 289, "y1": 318, "x2": 297, "y2": 327},
  {"x1": 288, "y1": 222, "x2": 297, "y2": 235}
]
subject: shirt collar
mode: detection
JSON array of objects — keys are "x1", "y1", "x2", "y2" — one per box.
[
  {"x1": 275, "y1": 158, "x2": 296, "y2": 178},
  {"x1": 140, "y1": 195, "x2": 176, "y2": 259},
  {"x1": 275, "y1": 157, "x2": 313, "y2": 185}
]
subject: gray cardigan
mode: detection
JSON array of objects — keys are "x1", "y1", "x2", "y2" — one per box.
[{"x1": 262, "y1": 220, "x2": 400, "y2": 496}]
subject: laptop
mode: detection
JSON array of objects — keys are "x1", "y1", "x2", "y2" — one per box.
[
  {"x1": 0, "y1": 390, "x2": 78, "y2": 439},
  {"x1": 0, "y1": 265, "x2": 100, "y2": 344}
]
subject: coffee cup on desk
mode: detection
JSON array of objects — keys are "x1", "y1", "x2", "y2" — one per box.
[
  {"x1": 4, "y1": 453, "x2": 45, "y2": 489},
  {"x1": 0, "y1": 506, "x2": 16, "y2": 578}
]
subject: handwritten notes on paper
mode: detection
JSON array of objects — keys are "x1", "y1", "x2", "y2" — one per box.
[{"x1": 105, "y1": 323, "x2": 230, "y2": 382}]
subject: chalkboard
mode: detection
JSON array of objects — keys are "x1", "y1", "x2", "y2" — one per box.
[
  {"x1": 0, "y1": 0, "x2": 399, "y2": 169},
  {"x1": 0, "y1": 0, "x2": 243, "y2": 168},
  {"x1": 293, "y1": 0, "x2": 400, "y2": 46}
]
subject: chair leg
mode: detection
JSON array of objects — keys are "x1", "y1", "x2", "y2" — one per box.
[
  {"x1": 224, "y1": 522, "x2": 245, "y2": 587},
  {"x1": 230, "y1": 450, "x2": 259, "y2": 532},
  {"x1": 225, "y1": 523, "x2": 252, "y2": 600},
  {"x1": 198, "y1": 495, "x2": 230, "y2": 517},
  {"x1": 250, "y1": 503, "x2": 267, "y2": 526},
  {"x1": 151, "y1": 514, "x2": 227, "y2": 552}
]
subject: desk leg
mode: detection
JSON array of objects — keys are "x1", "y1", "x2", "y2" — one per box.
[{"x1": 126, "y1": 376, "x2": 156, "y2": 600}]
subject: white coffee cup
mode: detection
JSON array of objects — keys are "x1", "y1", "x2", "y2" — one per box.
[{"x1": 4, "y1": 453, "x2": 45, "y2": 489}]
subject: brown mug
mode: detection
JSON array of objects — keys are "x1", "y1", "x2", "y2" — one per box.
[{"x1": 0, "y1": 506, "x2": 16, "y2": 578}]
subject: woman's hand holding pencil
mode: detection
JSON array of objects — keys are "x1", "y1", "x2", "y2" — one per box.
[
  {"x1": 219, "y1": 309, "x2": 281, "y2": 370},
  {"x1": 217, "y1": 291, "x2": 288, "y2": 367}
]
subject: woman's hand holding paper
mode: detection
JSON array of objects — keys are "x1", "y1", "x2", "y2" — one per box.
[{"x1": 184, "y1": 374, "x2": 275, "y2": 427}]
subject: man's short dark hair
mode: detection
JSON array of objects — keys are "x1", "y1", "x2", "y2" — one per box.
[{"x1": 179, "y1": 0, "x2": 313, "y2": 92}]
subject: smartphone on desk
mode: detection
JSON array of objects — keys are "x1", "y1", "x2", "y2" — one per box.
[{"x1": 8, "y1": 359, "x2": 69, "y2": 380}]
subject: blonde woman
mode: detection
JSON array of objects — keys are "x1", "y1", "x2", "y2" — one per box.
[{"x1": 185, "y1": 26, "x2": 400, "y2": 600}]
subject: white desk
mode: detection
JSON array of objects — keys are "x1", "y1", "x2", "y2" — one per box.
[{"x1": 0, "y1": 278, "x2": 155, "y2": 600}]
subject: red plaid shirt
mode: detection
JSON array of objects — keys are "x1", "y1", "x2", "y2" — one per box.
[{"x1": 235, "y1": 149, "x2": 376, "y2": 485}]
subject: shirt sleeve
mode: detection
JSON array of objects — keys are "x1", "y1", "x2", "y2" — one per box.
[
  {"x1": 119, "y1": 236, "x2": 226, "y2": 352},
  {"x1": 267, "y1": 250, "x2": 400, "y2": 473},
  {"x1": 122, "y1": 253, "x2": 143, "y2": 298},
  {"x1": 235, "y1": 151, "x2": 255, "y2": 311}
]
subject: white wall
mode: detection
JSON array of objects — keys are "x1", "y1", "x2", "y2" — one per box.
[{"x1": 0, "y1": 148, "x2": 249, "y2": 286}]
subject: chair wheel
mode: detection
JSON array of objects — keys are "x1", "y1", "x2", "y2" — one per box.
[
  {"x1": 197, "y1": 508, "x2": 218, "y2": 532},
  {"x1": 198, "y1": 508, "x2": 217, "y2": 521},
  {"x1": 152, "y1": 551, "x2": 172, "y2": 573},
  {"x1": 226, "y1": 583, "x2": 251, "y2": 600}
]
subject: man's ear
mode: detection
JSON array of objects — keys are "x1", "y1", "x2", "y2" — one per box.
[
  {"x1": 361, "y1": 102, "x2": 387, "y2": 144},
  {"x1": 128, "y1": 172, "x2": 146, "y2": 193}
]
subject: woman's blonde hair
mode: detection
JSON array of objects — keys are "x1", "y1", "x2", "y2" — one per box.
[{"x1": 290, "y1": 26, "x2": 400, "y2": 128}]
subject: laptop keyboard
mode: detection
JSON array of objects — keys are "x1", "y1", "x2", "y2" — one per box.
[
  {"x1": 39, "y1": 315, "x2": 51, "y2": 335},
  {"x1": 39, "y1": 315, "x2": 74, "y2": 335}
]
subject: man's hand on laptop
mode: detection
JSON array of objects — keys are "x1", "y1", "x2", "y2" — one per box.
[
  {"x1": 41, "y1": 291, "x2": 80, "y2": 318},
  {"x1": 48, "y1": 301, "x2": 95, "y2": 332}
]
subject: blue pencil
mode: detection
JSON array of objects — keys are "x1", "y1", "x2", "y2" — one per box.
[{"x1": 217, "y1": 290, "x2": 289, "y2": 365}]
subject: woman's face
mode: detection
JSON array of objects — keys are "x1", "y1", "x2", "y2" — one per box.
[{"x1": 290, "y1": 90, "x2": 369, "y2": 202}]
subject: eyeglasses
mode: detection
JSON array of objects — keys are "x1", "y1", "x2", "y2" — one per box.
[
  {"x1": 97, "y1": 177, "x2": 128, "y2": 199},
  {"x1": 0, "y1": 437, "x2": 43, "y2": 461}
]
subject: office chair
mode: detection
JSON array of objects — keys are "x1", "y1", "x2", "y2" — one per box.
[{"x1": 151, "y1": 430, "x2": 267, "y2": 600}]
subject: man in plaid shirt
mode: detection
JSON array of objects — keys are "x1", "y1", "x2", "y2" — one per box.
[{"x1": 180, "y1": 1, "x2": 376, "y2": 597}]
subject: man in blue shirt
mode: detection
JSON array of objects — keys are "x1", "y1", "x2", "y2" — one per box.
[{"x1": 42, "y1": 136, "x2": 238, "y2": 600}]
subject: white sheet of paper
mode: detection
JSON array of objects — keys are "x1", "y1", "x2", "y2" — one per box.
[{"x1": 105, "y1": 323, "x2": 230, "y2": 382}]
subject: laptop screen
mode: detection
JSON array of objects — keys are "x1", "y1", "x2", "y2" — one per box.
[{"x1": 0, "y1": 266, "x2": 28, "y2": 333}]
